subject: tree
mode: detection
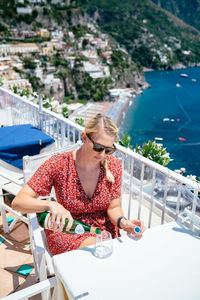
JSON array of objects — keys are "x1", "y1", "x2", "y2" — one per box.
[
  {"x1": 135, "y1": 140, "x2": 171, "y2": 167},
  {"x1": 62, "y1": 107, "x2": 68, "y2": 118},
  {"x1": 119, "y1": 133, "x2": 133, "y2": 149},
  {"x1": 56, "y1": 71, "x2": 69, "y2": 97},
  {"x1": 75, "y1": 118, "x2": 85, "y2": 127}
]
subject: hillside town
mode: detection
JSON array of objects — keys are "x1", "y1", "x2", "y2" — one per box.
[{"x1": 0, "y1": 2, "x2": 149, "y2": 125}]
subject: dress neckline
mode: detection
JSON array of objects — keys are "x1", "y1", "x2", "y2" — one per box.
[{"x1": 70, "y1": 151, "x2": 102, "y2": 201}]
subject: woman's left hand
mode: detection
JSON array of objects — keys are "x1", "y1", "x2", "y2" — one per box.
[{"x1": 120, "y1": 219, "x2": 146, "y2": 236}]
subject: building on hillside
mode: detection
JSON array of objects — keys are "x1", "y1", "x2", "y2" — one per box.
[
  {"x1": 67, "y1": 103, "x2": 84, "y2": 114},
  {"x1": 0, "y1": 69, "x2": 19, "y2": 81},
  {"x1": 65, "y1": 56, "x2": 76, "y2": 69},
  {"x1": 100, "y1": 51, "x2": 112, "y2": 63},
  {"x1": 15, "y1": 0, "x2": 24, "y2": 3},
  {"x1": 51, "y1": 30, "x2": 63, "y2": 40},
  {"x1": 16, "y1": 7, "x2": 32, "y2": 14},
  {"x1": 80, "y1": 50, "x2": 100, "y2": 64},
  {"x1": 37, "y1": 29, "x2": 50, "y2": 38},
  {"x1": 40, "y1": 42, "x2": 55, "y2": 55},
  {"x1": 0, "y1": 44, "x2": 39, "y2": 56},
  {"x1": 0, "y1": 57, "x2": 16, "y2": 68},
  {"x1": 82, "y1": 61, "x2": 110, "y2": 79},
  {"x1": 3, "y1": 79, "x2": 32, "y2": 92},
  {"x1": 69, "y1": 102, "x2": 113, "y2": 123}
]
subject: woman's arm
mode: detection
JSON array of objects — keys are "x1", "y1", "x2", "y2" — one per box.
[
  {"x1": 107, "y1": 198, "x2": 145, "y2": 235},
  {"x1": 12, "y1": 184, "x2": 73, "y2": 232}
]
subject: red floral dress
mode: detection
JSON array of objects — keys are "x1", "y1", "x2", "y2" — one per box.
[{"x1": 27, "y1": 151, "x2": 122, "y2": 255}]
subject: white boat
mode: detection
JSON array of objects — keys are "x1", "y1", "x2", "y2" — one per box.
[
  {"x1": 192, "y1": 79, "x2": 197, "y2": 82},
  {"x1": 171, "y1": 119, "x2": 175, "y2": 122},
  {"x1": 176, "y1": 83, "x2": 181, "y2": 87},
  {"x1": 180, "y1": 73, "x2": 189, "y2": 78},
  {"x1": 163, "y1": 118, "x2": 170, "y2": 122},
  {"x1": 155, "y1": 137, "x2": 163, "y2": 141}
]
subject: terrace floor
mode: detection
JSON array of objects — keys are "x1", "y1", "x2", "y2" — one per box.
[{"x1": 0, "y1": 197, "x2": 41, "y2": 300}]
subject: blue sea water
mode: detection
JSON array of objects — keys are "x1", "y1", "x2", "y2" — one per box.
[{"x1": 120, "y1": 67, "x2": 200, "y2": 177}]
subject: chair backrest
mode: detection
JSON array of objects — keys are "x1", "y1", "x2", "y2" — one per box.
[
  {"x1": 22, "y1": 141, "x2": 82, "y2": 281},
  {"x1": 23, "y1": 141, "x2": 82, "y2": 183}
]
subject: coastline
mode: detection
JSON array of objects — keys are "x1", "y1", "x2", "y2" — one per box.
[{"x1": 120, "y1": 66, "x2": 200, "y2": 176}]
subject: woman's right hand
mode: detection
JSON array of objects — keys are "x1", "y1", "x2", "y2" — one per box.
[{"x1": 47, "y1": 201, "x2": 73, "y2": 233}]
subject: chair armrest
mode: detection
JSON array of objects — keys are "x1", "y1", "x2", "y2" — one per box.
[{"x1": 29, "y1": 213, "x2": 46, "y2": 253}]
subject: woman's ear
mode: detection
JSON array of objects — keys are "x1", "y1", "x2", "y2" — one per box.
[{"x1": 82, "y1": 132, "x2": 86, "y2": 143}]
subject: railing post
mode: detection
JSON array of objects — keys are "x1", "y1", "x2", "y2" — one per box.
[{"x1": 39, "y1": 89, "x2": 43, "y2": 130}]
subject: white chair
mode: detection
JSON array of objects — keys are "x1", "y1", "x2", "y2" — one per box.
[
  {"x1": 0, "y1": 160, "x2": 28, "y2": 233},
  {"x1": 22, "y1": 141, "x2": 82, "y2": 299}
]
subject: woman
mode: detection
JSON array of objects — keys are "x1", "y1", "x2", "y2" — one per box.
[{"x1": 12, "y1": 114, "x2": 145, "y2": 255}]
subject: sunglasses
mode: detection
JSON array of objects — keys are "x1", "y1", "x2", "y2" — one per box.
[{"x1": 86, "y1": 134, "x2": 116, "y2": 155}]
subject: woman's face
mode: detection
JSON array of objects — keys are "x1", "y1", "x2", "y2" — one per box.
[{"x1": 83, "y1": 130, "x2": 116, "y2": 162}]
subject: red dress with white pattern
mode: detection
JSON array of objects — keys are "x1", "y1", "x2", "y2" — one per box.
[{"x1": 27, "y1": 151, "x2": 122, "y2": 255}]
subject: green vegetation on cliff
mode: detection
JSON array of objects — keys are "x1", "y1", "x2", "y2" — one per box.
[
  {"x1": 77, "y1": 0, "x2": 200, "y2": 68},
  {"x1": 152, "y1": 0, "x2": 200, "y2": 32}
]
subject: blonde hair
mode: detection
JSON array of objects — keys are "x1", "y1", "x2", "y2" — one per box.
[{"x1": 84, "y1": 114, "x2": 118, "y2": 183}]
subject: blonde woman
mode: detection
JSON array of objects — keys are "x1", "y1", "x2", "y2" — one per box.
[{"x1": 12, "y1": 114, "x2": 145, "y2": 255}]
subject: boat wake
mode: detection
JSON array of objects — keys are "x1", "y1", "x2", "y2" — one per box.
[{"x1": 176, "y1": 96, "x2": 191, "y2": 132}]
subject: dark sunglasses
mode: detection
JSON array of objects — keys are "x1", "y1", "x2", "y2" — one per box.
[{"x1": 86, "y1": 134, "x2": 116, "y2": 155}]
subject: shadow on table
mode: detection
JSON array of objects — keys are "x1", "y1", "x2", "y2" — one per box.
[{"x1": 172, "y1": 223, "x2": 200, "y2": 240}]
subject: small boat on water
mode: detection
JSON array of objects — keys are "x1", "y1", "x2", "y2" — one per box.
[
  {"x1": 176, "y1": 83, "x2": 181, "y2": 87},
  {"x1": 192, "y1": 79, "x2": 197, "y2": 82},
  {"x1": 155, "y1": 137, "x2": 163, "y2": 141},
  {"x1": 180, "y1": 73, "x2": 189, "y2": 78},
  {"x1": 171, "y1": 119, "x2": 175, "y2": 122},
  {"x1": 179, "y1": 137, "x2": 186, "y2": 141},
  {"x1": 163, "y1": 118, "x2": 170, "y2": 122},
  {"x1": 176, "y1": 118, "x2": 180, "y2": 122}
]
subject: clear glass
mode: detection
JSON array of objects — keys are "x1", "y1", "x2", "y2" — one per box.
[{"x1": 93, "y1": 231, "x2": 113, "y2": 259}]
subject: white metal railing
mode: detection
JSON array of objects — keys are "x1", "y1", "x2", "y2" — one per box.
[
  {"x1": 1, "y1": 86, "x2": 200, "y2": 234},
  {"x1": 0, "y1": 87, "x2": 83, "y2": 148},
  {"x1": 114, "y1": 144, "x2": 200, "y2": 235},
  {"x1": 1, "y1": 86, "x2": 200, "y2": 298}
]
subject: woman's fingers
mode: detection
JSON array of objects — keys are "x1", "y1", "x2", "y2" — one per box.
[
  {"x1": 121, "y1": 219, "x2": 146, "y2": 236},
  {"x1": 64, "y1": 212, "x2": 73, "y2": 232},
  {"x1": 49, "y1": 202, "x2": 73, "y2": 233}
]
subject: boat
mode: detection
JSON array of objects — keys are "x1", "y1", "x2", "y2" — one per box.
[
  {"x1": 180, "y1": 73, "x2": 189, "y2": 78},
  {"x1": 155, "y1": 137, "x2": 163, "y2": 141},
  {"x1": 176, "y1": 118, "x2": 180, "y2": 122},
  {"x1": 192, "y1": 79, "x2": 197, "y2": 82},
  {"x1": 176, "y1": 83, "x2": 181, "y2": 87},
  {"x1": 179, "y1": 137, "x2": 186, "y2": 141},
  {"x1": 171, "y1": 119, "x2": 175, "y2": 122},
  {"x1": 163, "y1": 118, "x2": 170, "y2": 122}
]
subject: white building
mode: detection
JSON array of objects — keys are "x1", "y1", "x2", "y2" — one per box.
[
  {"x1": 3, "y1": 79, "x2": 32, "y2": 91},
  {"x1": 0, "y1": 44, "x2": 39, "y2": 56},
  {"x1": 17, "y1": 7, "x2": 32, "y2": 14},
  {"x1": 82, "y1": 62, "x2": 110, "y2": 79}
]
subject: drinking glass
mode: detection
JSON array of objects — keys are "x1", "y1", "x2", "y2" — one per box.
[{"x1": 93, "y1": 230, "x2": 113, "y2": 259}]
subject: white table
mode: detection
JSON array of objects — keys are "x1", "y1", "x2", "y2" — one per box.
[{"x1": 52, "y1": 222, "x2": 200, "y2": 300}]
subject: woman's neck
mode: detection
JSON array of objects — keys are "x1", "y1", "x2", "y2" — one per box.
[{"x1": 74, "y1": 147, "x2": 100, "y2": 171}]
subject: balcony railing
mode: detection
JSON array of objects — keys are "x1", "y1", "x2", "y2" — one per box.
[{"x1": 0, "y1": 86, "x2": 200, "y2": 235}]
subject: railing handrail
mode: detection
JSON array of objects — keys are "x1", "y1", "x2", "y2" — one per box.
[
  {"x1": 116, "y1": 143, "x2": 200, "y2": 191},
  {"x1": 0, "y1": 87, "x2": 83, "y2": 132},
  {"x1": 1, "y1": 86, "x2": 199, "y2": 191}
]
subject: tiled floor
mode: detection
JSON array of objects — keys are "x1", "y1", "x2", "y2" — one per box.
[{"x1": 0, "y1": 208, "x2": 42, "y2": 299}]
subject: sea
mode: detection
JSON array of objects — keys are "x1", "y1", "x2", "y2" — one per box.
[{"x1": 120, "y1": 67, "x2": 200, "y2": 178}]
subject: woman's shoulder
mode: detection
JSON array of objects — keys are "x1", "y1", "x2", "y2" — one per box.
[
  {"x1": 46, "y1": 151, "x2": 73, "y2": 166},
  {"x1": 106, "y1": 155, "x2": 122, "y2": 169}
]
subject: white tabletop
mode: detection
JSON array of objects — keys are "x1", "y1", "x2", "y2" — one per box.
[{"x1": 53, "y1": 222, "x2": 200, "y2": 300}]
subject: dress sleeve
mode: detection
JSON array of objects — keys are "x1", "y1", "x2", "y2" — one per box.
[
  {"x1": 27, "y1": 154, "x2": 62, "y2": 196},
  {"x1": 110, "y1": 158, "x2": 122, "y2": 199}
]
